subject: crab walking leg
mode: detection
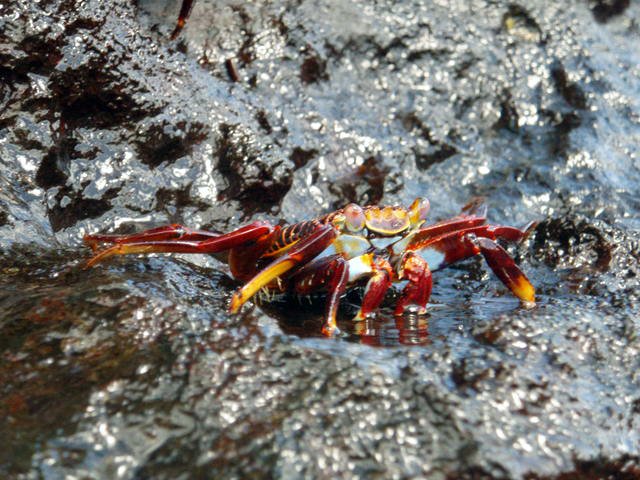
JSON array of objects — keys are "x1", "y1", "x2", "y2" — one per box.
[
  {"x1": 320, "y1": 257, "x2": 349, "y2": 336},
  {"x1": 228, "y1": 225, "x2": 337, "y2": 314},
  {"x1": 394, "y1": 253, "x2": 433, "y2": 315},
  {"x1": 352, "y1": 255, "x2": 393, "y2": 321},
  {"x1": 391, "y1": 216, "x2": 488, "y2": 257},
  {"x1": 291, "y1": 255, "x2": 350, "y2": 336},
  {"x1": 84, "y1": 224, "x2": 224, "y2": 252},
  {"x1": 393, "y1": 219, "x2": 535, "y2": 260},
  {"x1": 472, "y1": 237, "x2": 535, "y2": 303},
  {"x1": 171, "y1": 0, "x2": 195, "y2": 39},
  {"x1": 403, "y1": 224, "x2": 535, "y2": 270},
  {"x1": 408, "y1": 226, "x2": 535, "y2": 303},
  {"x1": 227, "y1": 227, "x2": 282, "y2": 282},
  {"x1": 84, "y1": 222, "x2": 275, "y2": 268},
  {"x1": 458, "y1": 197, "x2": 488, "y2": 218}
]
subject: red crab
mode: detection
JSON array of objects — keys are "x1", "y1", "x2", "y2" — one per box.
[{"x1": 83, "y1": 198, "x2": 536, "y2": 336}]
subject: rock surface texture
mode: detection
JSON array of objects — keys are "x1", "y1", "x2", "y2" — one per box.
[{"x1": 1, "y1": 0, "x2": 639, "y2": 478}]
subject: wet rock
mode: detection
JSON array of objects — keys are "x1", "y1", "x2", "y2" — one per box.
[
  {"x1": 299, "y1": 52, "x2": 329, "y2": 84},
  {"x1": 216, "y1": 123, "x2": 293, "y2": 211},
  {"x1": 532, "y1": 215, "x2": 614, "y2": 272},
  {"x1": 550, "y1": 61, "x2": 588, "y2": 111},
  {"x1": 590, "y1": 0, "x2": 631, "y2": 23},
  {"x1": 289, "y1": 146, "x2": 317, "y2": 170},
  {"x1": 1, "y1": 0, "x2": 640, "y2": 478},
  {"x1": 502, "y1": 5, "x2": 544, "y2": 44},
  {"x1": 135, "y1": 119, "x2": 209, "y2": 168},
  {"x1": 325, "y1": 155, "x2": 402, "y2": 208}
]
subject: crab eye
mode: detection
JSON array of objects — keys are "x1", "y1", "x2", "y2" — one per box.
[
  {"x1": 409, "y1": 197, "x2": 430, "y2": 224},
  {"x1": 344, "y1": 203, "x2": 365, "y2": 232}
]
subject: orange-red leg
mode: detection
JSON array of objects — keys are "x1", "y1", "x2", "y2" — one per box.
[
  {"x1": 228, "y1": 224, "x2": 338, "y2": 315},
  {"x1": 408, "y1": 225, "x2": 535, "y2": 303},
  {"x1": 473, "y1": 236, "x2": 535, "y2": 303},
  {"x1": 391, "y1": 211, "x2": 488, "y2": 257},
  {"x1": 83, "y1": 224, "x2": 222, "y2": 252},
  {"x1": 84, "y1": 221, "x2": 274, "y2": 268},
  {"x1": 353, "y1": 256, "x2": 393, "y2": 321},
  {"x1": 406, "y1": 223, "x2": 534, "y2": 268},
  {"x1": 170, "y1": 0, "x2": 195, "y2": 39},
  {"x1": 394, "y1": 253, "x2": 433, "y2": 315},
  {"x1": 291, "y1": 254, "x2": 350, "y2": 336}
]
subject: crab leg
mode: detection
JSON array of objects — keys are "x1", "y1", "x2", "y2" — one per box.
[
  {"x1": 472, "y1": 237, "x2": 535, "y2": 304},
  {"x1": 171, "y1": 0, "x2": 195, "y2": 39},
  {"x1": 83, "y1": 224, "x2": 223, "y2": 252},
  {"x1": 291, "y1": 254, "x2": 350, "y2": 336},
  {"x1": 407, "y1": 225, "x2": 535, "y2": 303},
  {"x1": 390, "y1": 200, "x2": 491, "y2": 256},
  {"x1": 391, "y1": 216, "x2": 488, "y2": 257},
  {"x1": 394, "y1": 252, "x2": 433, "y2": 315},
  {"x1": 84, "y1": 221, "x2": 274, "y2": 268},
  {"x1": 404, "y1": 224, "x2": 534, "y2": 268},
  {"x1": 228, "y1": 224, "x2": 337, "y2": 315},
  {"x1": 352, "y1": 255, "x2": 393, "y2": 321}
]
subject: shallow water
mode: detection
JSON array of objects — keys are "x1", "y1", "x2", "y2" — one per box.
[{"x1": 1, "y1": 0, "x2": 640, "y2": 478}]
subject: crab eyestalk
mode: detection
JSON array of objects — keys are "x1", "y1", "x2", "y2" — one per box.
[
  {"x1": 344, "y1": 203, "x2": 366, "y2": 232},
  {"x1": 409, "y1": 197, "x2": 430, "y2": 226}
]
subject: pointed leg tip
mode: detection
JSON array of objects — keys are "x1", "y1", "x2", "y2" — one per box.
[
  {"x1": 461, "y1": 197, "x2": 487, "y2": 219},
  {"x1": 83, "y1": 251, "x2": 108, "y2": 269},
  {"x1": 321, "y1": 321, "x2": 340, "y2": 337},
  {"x1": 523, "y1": 221, "x2": 539, "y2": 239},
  {"x1": 353, "y1": 310, "x2": 369, "y2": 322},
  {"x1": 321, "y1": 323, "x2": 339, "y2": 337},
  {"x1": 228, "y1": 293, "x2": 243, "y2": 314},
  {"x1": 394, "y1": 304, "x2": 428, "y2": 317},
  {"x1": 513, "y1": 277, "x2": 536, "y2": 304}
]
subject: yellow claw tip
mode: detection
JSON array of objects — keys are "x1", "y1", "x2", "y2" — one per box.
[{"x1": 228, "y1": 292, "x2": 243, "y2": 314}]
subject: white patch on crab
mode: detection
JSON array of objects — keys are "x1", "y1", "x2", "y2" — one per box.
[
  {"x1": 315, "y1": 234, "x2": 371, "y2": 261},
  {"x1": 390, "y1": 232, "x2": 414, "y2": 256},
  {"x1": 347, "y1": 255, "x2": 373, "y2": 282},
  {"x1": 370, "y1": 235, "x2": 401, "y2": 249},
  {"x1": 314, "y1": 243, "x2": 338, "y2": 260},
  {"x1": 415, "y1": 247, "x2": 447, "y2": 271}
]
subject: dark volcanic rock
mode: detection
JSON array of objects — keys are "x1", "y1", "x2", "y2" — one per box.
[{"x1": 1, "y1": 0, "x2": 640, "y2": 478}]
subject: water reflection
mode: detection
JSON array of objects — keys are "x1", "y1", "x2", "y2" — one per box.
[
  {"x1": 350, "y1": 313, "x2": 431, "y2": 347},
  {"x1": 258, "y1": 298, "x2": 431, "y2": 347}
]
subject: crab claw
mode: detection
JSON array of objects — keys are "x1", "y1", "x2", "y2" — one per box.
[
  {"x1": 229, "y1": 224, "x2": 337, "y2": 314},
  {"x1": 352, "y1": 255, "x2": 393, "y2": 321},
  {"x1": 394, "y1": 252, "x2": 433, "y2": 316}
]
